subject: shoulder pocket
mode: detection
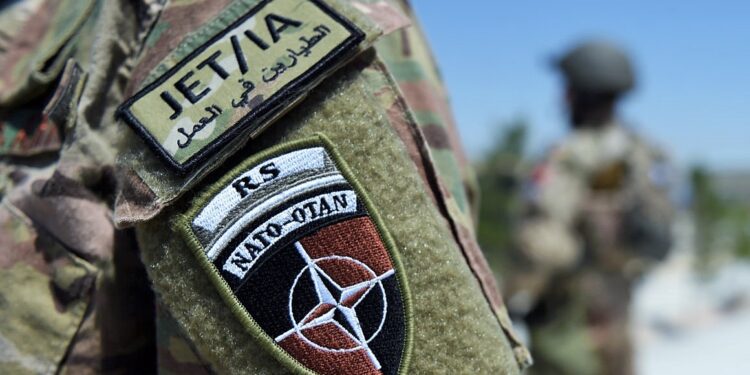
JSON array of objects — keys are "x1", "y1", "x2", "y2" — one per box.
[
  {"x1": 0, "y1": 203, "x2": 96, "y2": 375},
  {"x1": 0, "y1": 60, "x2": 86, "y2": 157},
  {"x1": 0, "y1": 0, "x2": 96, "y2": 106}
]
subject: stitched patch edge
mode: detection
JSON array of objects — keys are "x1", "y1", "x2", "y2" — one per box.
[{"x1": 174, "y1": 134, "x2": 413, "y2": 374}]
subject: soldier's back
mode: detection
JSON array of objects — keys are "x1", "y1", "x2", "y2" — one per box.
[{"x1": 518, "y1": 122, "x2": 672, "y2": 375}]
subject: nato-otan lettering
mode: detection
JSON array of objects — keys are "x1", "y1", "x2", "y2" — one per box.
[{"x1": 225, "y1": 191, "x2": 353, "y2": 276}]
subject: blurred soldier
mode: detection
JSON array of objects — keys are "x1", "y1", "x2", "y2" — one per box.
[
  {"x1": 0, "y1": 0, "x2": 529, "y2": 373},
  {"x1": 512, "y1": 40, "x2": 674, "y2": 375}
]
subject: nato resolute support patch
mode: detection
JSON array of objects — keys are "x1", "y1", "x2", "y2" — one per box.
[
  {"x1": 116, "y1": 0, "x2": 364, "y2": 174},
  {"x1": 178, "y1": 136, "x2": 411, "y2": 374}
]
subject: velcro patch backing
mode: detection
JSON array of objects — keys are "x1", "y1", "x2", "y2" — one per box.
[
  {"x1": 117, "y1": 0, "x2": 365, "y2": 174},
  {"x1": 177, "y1": 135, "x2": 411, "y2": 374}
]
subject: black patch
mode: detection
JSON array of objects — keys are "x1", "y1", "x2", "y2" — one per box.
[
  {"x1": 182, "y1": 142, "x2": 409, "y2": 374},
  {"x1": 208, "y1": 189, "x2": 404, "y2": 373}
]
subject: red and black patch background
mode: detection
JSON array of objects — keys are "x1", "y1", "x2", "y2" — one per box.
[{"x1": 212, "y1": 206, "x2": 405, "y2": 374}]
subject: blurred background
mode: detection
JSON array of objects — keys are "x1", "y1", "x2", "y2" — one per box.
[{"x1": 413, "y1": 1, "x2": 750, "y2": 374}]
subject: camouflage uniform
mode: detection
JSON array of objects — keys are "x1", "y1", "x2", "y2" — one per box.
[
  {"x1": 0, "y1": 0, "x2": 529, "y2": 374},
  {"x1": 513, "y1": 42, "x2": 673, "y2": 375}
]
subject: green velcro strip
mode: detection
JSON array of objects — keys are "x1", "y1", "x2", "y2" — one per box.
[
  {"x1": 175, "y1": 134, "x2": 412, "y2": 375},
  {"x1": 117, "y1": 0, "x2": 376, "y2": 174}
]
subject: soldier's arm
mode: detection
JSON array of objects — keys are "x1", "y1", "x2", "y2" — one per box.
[
  {"x1": 111, "y1": 0, "x2": 530, "y2": 373},
  {"x1": 0, "y1": 1, "x2": 532, "y2": 373}
]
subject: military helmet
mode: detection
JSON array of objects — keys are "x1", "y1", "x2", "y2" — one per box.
[{"x1": 555, "y1": 40, "x2": 635, "y2": 94}]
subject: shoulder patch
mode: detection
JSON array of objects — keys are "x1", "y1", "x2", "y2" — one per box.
[
  {"x1": 177, "y1": 135, "x2": 411, "y2": 374},
  {"x1": 117, "y1": 0, "x2": 365, "y2": 174}
]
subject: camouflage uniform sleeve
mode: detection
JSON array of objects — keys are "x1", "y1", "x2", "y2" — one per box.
[
  {"x1": 0, "y1": 196, "x2": 96, "y2": 375},
  {"x1": 372, "y1": 0, "x2": 530, "y2": 366},
  {"x1": 3, "y1": 0, "x2": 529, "y2": 373},
  {"x1": 110, "y1": 0, "x2": 529, "y2": 373},
  {"x1": 374, "y1": 1, "x2": 481, "y2": 225}
]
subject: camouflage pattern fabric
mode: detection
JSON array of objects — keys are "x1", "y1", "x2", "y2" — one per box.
[
  {"x1": 0, "y1": 150, "x2": 157, "y2": 374},
  {"x1": 372, "y1": 0, "x2": 530, "y2": 365},
  {"x1": 514, "y1": 122, "x2": 673, "y2": 375},
  {"x1": 374, "y1": 3, "x2": 478, "y2": 221},
  {"x1": 0, "y1": 0, "x2": 98, "y2": 107},
  {"x1": 0, "y1": 1, "x2": 158, "y2": 373},
  {"x1": 0, "y1": 193, "x2": 95, "y2": 375},
  {"x1": 0, "y1": 0, "x2": 529, "y2": 373}
]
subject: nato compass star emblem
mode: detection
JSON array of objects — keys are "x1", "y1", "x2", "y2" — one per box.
[
  {"x1": 275, "y1": 242, "x2": 396, "y2": 370},
  {"x1": 181, "y1": 143, "x2": 409, "y2": 375}
]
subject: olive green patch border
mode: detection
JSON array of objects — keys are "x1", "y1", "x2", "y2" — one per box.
[{"x1": 174, "y1": 134, "x2": 413, "y2": 374}]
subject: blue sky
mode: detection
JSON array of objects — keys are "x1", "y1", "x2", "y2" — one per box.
[{"x1": 412, "y1": 1, "x2": 750, "y2": 170}]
